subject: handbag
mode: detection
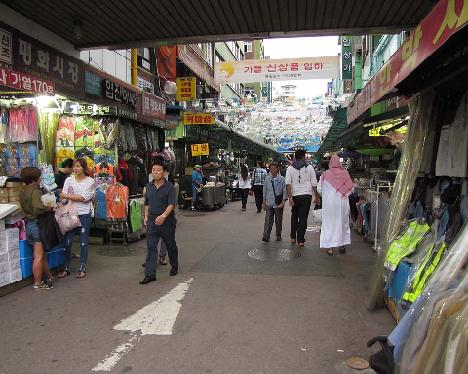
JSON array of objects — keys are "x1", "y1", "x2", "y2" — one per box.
[
  {"x1": 54, "y1": 201, "x2": 81, "y2": 235},
  {"x1": 271, "y1": 179, "x2": 283, "y2": 206}
]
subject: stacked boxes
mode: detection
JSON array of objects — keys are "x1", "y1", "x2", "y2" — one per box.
[
  {"x1": 0, "y1": 182, "x2": 24, "y2": 204},
  {"x1": 0, "y1": 224, "x2": 22, "y2": 286}
]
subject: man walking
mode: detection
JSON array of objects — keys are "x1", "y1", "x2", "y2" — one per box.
[
  {"x1": 140, "y1": 160, "x2": 179, "y2": 284},
  {"x1": 251, "y1": 161, "x2": 267, "y2": 213},
  {"x1": 262, "y1": 162, "x2": 287, "y2": 242},
  {"x1": 285, "y1": 149, "x2": 320, "y2": 248}
]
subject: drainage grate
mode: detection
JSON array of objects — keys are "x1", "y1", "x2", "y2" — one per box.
[
  {"x1": 248, "y1": 248, "x2": 296, "y2": 262},
  {"x1": 97, "y1": 246, "x2": 146, "y2": 257}
]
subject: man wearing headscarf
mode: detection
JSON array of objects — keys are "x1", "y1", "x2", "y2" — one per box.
[{"x1": 318, "y1": 155, "x2": 354, "y2": 255}]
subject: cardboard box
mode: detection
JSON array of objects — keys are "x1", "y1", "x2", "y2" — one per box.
[
  {"x1": 8, "y1": 190, "x2": 22, "y2": 198},
  {"x1": 8, "y1": 197, "x2": 20, "y2": 203},
  {"x1": 8, "y1": 258, "x2": 20, "y2": 273},
  {"x1": 0, "y1": 189, "x2": 8, "y2": 198},
  {"x1": 0, "y1": 272, "x2": 10, "y2": 287},
  {"x1": 8, "y1": 248, "x2": 19, "y2": 262},
  {"x1": 5, "y1": 182, "x2": 24, "y2": 188},
  {"x1": 0, "y1": 260, "x2": 9, "y2": 273},
  {"x1": 0, "y1": 252, "x2": 8, "y2": 263},
  {"x1": 0, "y1": 198, "x2": 9, "y2": 204},
  {"x1": 9, "y1": 268, "x2": 21, "y2": 283}
]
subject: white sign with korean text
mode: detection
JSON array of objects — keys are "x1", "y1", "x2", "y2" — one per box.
[
  {"x1": 215, "y1": 56, "x2": 339, "y2": 83},
  {"x1": 0, "y1": 27, "x2": 12, "y2": 65}
]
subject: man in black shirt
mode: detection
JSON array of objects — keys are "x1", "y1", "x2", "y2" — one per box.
[
  {"x1": 54, "y1": 158, "x2": 74, "y2": 191},
  {"x1": 140, "y1": 160, "x2": 179, "y2": 284}
]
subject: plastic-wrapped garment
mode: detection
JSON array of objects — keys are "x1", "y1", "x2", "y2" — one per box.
[
  {"x1": 98, "y1": 117, "x2": 120, "y2": 149},
  {"x1": 129, "y1": 199, "x2": 142, "y2": 232},
  {"x1": 0, "y1": 145, "x2": 6, "y2": 175},
  {"x1": 368, "y1": 92, "x2": 435, "y2": 309},
  {"x1": 95, "y1": 185, "x2": 108, "y2": 219},
  {"x1": 5, "y1": 144, "x2": 20, "y2": 177},
  {"x1": 106, "y1": 183, "x2": 129, "y2": 219},
  {"x1": 0, "y1": 107, "x2": 8, "y2": 143},
  {"x1": 74, "y1": 116, "x2": 95, "y2": 148},
  {"x1": 127, "y1": 124, "x2": 137, "y2": 151},
  {"x1": 395, "y1": 223, "x2": 468, "y2": 373},
  {"x1": 134, "y1": 125, "x2": 147, "y2": 151},
  {"x1": 8, "y1": 105, "x2": 39, "y2": 143},
  {"x1": 56, "y1": 116, "x2": 75, "y2": 148},
  {"x1": 55, "y1": 148, "x2": 75, "y2": 169},
  {"x1": 39, "y1": 111, "x2": 59, "y2": 165}
]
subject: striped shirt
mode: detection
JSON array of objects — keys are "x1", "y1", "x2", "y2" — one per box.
[
  {"x1": 252, "y1": 168, "x2": 267, "y2": 186},
  {"x1": 63, "y1": 176, "x2": 96, "y2": 215}
]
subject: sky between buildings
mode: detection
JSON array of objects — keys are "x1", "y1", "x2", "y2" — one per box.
[{"x1": 263, "y1": 36, "x2": 340, "y2": 99}]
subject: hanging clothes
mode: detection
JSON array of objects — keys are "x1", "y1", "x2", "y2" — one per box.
[
  {"x1": 384, "y1": 220, "x2": 431, "y2": 271},
  {"x1": 129, "y1": 200, "x2": 142, "y2": 232},
  {"x1": 0, "y1": 107, "x2": 8, "y2": 144},
  {"x1": 106, "y1": 184, "x2": 129, "y2": 219},
  {"x1": 95, "y1": 185, "x2": 108, "y2": 220},
  {"x1": 8, "y1": 104, "x2": 39, "y2": 143}
]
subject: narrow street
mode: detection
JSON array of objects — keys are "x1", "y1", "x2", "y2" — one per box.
[{"x1": 0, "y1": 199, "x2": 394, "y2": 374}]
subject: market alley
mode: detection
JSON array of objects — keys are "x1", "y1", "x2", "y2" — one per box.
[{"x1": 0, "y1": 198, "x2": 394, "y2": 374}]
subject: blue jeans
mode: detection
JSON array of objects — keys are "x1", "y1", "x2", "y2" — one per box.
[
  {"x1": 63, "y1": 214, "x2": 92, "y2": 272},
  {"x1": 192, "y1": 185, "x2": 199, "y2": 205}
]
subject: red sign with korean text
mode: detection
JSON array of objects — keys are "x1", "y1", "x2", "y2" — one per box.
[
  {"x1": 348, "y1": 0, "x2": 468, "y2": 124},
  {"x1": 0, "y1": 67, "x2": 54, "y2": 94},
  {"x1": 142, "y1": 92, "x2": 166, "y2": 122}
]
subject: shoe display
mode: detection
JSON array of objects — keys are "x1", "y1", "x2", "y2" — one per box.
[{"x1": 139, "y1": 277, "x2": 156, "y2": 284}]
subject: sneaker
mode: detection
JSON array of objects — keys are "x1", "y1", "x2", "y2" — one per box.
[
  {"x1": 242, "y1": 208, "x2": 246, "y2": 211},
  {"x1": 33, "y1": 281, "x2": 55, "y2": 290}
]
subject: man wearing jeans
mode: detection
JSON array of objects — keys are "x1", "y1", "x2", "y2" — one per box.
[
  {"x1": 251, "y1": 161, "x2": 267, "y2": 213},
  {"x1": 285, "y1": 149, "x2": 320, "y2": 247},
  {"x1": 262, "y1": 162, "x2": 287, "y2": 242}
]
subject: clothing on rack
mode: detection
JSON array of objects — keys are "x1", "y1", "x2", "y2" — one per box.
[{"x1": 8, "y1": 104, "x2": 39, "y2": 143}]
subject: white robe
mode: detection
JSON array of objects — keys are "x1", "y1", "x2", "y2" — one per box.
[{"x1": 318, "y1": 179, "x2": 352, "y2": 248}]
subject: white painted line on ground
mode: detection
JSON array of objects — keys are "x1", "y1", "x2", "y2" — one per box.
[{"x1": 92, "y1": 278, "x2": 193, "y2": 372}]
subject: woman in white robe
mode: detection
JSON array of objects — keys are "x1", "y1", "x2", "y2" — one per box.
[{"x1": 318, "y1": 155, "x2": 354, "y2": 255}]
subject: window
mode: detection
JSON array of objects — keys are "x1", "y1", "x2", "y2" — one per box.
[
  {"x1": 137, "y1": 48, "x2": 150, "y2": 60},
  {"x1": 244, "y1": 41, "x2": 252, "y2": 53}
]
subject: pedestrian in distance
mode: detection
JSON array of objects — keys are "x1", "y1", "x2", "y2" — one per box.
[
  {"x1": 140, "y1": 160, "x2": 179, "y2": 284},
  {"x1": 191, "y1": 164, "x2": 203, "y2": 211},
  {"x1": 262, "y1": 162, "x2": 288, "y2": 242},
  {"x1": 285, "y1": 149, "x2": 320, "y2": 248},
  {"x1": 251, "y1": 161, "x2": 268, "y2": 213},
  {"x1": 238, "y1": 164, "x2": 251, "y2": 211},
  {"x1": 58, "y1": 158, "x2": 96, "y2": 279},
  {"x1": 318, "y1": 155, "x2": 354, "y2": 256},
  {"x1": 19, "y1": 167, "x2": 55, "y2": 290}
]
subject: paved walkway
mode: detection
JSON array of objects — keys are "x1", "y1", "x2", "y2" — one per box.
[{"x1": 0, "y1": 198, "x2": 394, "y2": 374}]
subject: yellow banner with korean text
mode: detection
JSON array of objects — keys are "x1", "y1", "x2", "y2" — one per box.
[
  {"x1": 183, "y1": 111, "x2": 216, "y2": 125},
  {"x1": 215, "y1": 56, "x2": 339, "y2": 83},
  {"x1": 191, "y1": 143, "x2": 209, "y2": 156},
  {"x1": 176, "y1": 77, "x2": 196, "y2": 101}
]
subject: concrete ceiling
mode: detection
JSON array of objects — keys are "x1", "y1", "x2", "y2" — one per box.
[{"x1": 0, "y1": 0, "x2": 436, "y2": 49}]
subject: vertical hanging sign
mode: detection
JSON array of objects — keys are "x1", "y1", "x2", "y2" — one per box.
[
  {"x1": 176, "y1": 77, "x2": 196, "y2": 101},
  {"x1": 341, "y1": 36, "x2": 352, "y2": 80}
]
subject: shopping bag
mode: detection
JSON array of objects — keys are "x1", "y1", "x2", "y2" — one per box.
[
  {"x1": 312, "y1": 209, "x2": 322, "y2": 225},
  {"x1": 54, "y1": 201, "x2": 81, "y2": 235}
]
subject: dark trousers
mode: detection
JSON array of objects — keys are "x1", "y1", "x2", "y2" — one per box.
[
  {"x1": 145, "y1": 216, "x2": 178, "y2": 278},
  {"x1": 252, "y1": 185, "x2": 264, "y2": 211},
  {"x1": 263, "y1": 207, "x2": 284, "y2": 239},
  {"x1": 240, "y1": 188, "x2": 250, "y2": 209},
  {"x1": 290, "y1": 195, "x2": 312, "y2": 243}
]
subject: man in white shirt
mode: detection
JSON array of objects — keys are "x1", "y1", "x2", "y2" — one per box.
[{"x1": 285, "y1": 149, "x2": 320, "y2": 247}]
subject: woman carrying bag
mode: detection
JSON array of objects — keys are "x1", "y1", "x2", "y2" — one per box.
[{"x1": 58, "y1": 158, "x2": 96, "y2": 279}]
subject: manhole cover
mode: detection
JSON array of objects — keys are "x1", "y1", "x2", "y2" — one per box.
[
  {"x1": 346, "y1": 357, "x2": 370, "y2": 370},
  {"x1": 248, "y1": 248, "x2": 296, "y2": 262},
  {"x1": 97, "y1": 246, "x2": 146, "y2": 257},
  {"x1": 182, "y1": 213, "x2": 206, "y2": 217}
]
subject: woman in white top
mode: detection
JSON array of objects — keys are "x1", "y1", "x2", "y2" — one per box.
[
  {"x1": 58, "y1": 158, "x2": 96, "y2": 279},
  {"x1": 237, "y1": 164, "x2": 251, "y2": 211}
]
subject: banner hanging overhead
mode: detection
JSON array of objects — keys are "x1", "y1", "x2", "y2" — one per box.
[{"x1": 215, "y1": 56, "x2": 339, "y2": 83}]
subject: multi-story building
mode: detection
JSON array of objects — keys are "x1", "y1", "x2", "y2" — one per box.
[
  {"x1": 214, "y1": 41, "x2": 245, "y2": 105},
  {"x1": 244, "y1": 40, "x2": 265, "y2": 101}
]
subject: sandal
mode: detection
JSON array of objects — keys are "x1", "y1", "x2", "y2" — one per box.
[
  {"x1": 76, "y1": 271, "x2": 86, "y2": 279},
  {"x1": 58, "y1": 270, "x2": 70, "y2": 278},
  {"x1": 298, "y1": 242, "x2": 305, "y2": 248},
  {"x1": 327, "y1": 248, "x2": 334, "y2": 256},
  {"x1": 159, "y1": 256, "x2": 167, "y2": 266}
]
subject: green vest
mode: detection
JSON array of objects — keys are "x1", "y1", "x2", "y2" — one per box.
[
  {"x1": 130, "y1": 200, "x2": 142, "y2": 232},
  {"x1": 402, "y1": 242, "x2": 446, "y2": 303},
  {"x1": 385, "y1": 221, "x2": 431, "y2": 271}
]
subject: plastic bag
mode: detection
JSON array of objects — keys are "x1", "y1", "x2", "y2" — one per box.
[
  {"x1": 41, "y1": 192, "x2": 57, "y2": 208},
  {"x1": 54, "y1": 201, "x2": 81, "y2": 235},
  {"x1": 312, "y1": 209, "x2": 322, "y2": 224}
]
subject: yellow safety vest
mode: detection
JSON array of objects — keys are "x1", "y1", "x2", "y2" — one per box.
[
  {"x1": 385, "y1": 221, "x2": 431, "y2": 271},
  {"x1": 402, "y1": 242, "x2": 447, "y2": 303}
]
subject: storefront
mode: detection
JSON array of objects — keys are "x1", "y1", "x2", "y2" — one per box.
[
  {"x1": 0, "y1": 22, "x2": 168, "y2": 291},
  {"x1": 346, "y1": 1, "x2": 468, "y2": 371}
]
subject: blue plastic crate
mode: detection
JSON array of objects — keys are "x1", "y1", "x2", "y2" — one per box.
[
  {"x1": 19, "y1": 240, "x2": 33, "y2": 258},
  {"x1": 20, "y1": 257, "x2": 33, "y2": 279},
  {"x1": 47, "y1": 246, "x2": 65, "y2": 269}
]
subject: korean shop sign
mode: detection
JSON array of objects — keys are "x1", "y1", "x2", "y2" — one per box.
[
  {"x1": 215, "y1": 56, "x2": 339, "y2": 83},
  {"x1": 0, "y1": 67, "x2": 54, "y2": 94},
  {"x1": 348, "y1": 0, "x2": 468, "y2": 124},
  {"x1": 191, "y1": 143, "x2": 209, "y2": 156},
  {"x1": 176, "y1": 77, "x2": 196, "y2": 101},
  {"x1": 103, "y1": 78, "x2": 138, "y2": 109},
  {"x1": 142, "y1": 92, "x2": 166, "y2": 122},
  {"x1": 183, "y1": 111, "x2": 215, "y2": 125},
  {"x1": 0, "y1": 22, "x2": 84, "y2": 98},
  {"x1": 341, "y1": 36, "x2": 352, "y2": 80}
]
